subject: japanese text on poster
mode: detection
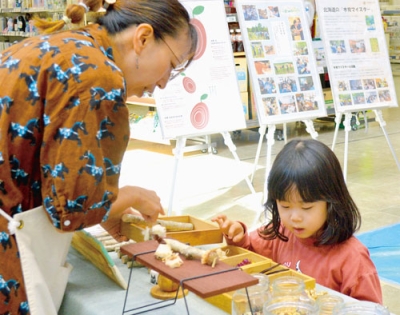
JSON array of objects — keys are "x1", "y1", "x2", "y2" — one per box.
[
  {"x1": 236, "y1": 0, "x2": 326, "y2": 125},
  {"x1": 316, "y1": 0, "x2": 398, "y2": 112}
]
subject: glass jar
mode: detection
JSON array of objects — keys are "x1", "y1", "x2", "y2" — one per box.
[
  {"x1": 264, "y1": 276, "x2": 317, "y2": 314},
  {"x1": 232, "y1": 273, "x2": 270, "y2": 315},
  {"x1": 316, "y1": 294, "x2": 344, "y2": 315},
  {"x1": 269, "y1": 276, "x2": 312, "y2": 303},
  {"x1": 332, "y1": 301, "x2": 390, "y2": 315},
  {"x1": 263, "y1": 300, "x2": 319, "y2": 315}
]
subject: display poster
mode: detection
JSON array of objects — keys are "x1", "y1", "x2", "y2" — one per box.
[
  {"x1": 235, "y1": 0, "x2": 326, "y2": 125},
  {"x1": 316, "y1": 0, "x2": 398, "y2": 113},
  {"x1": 154, "y1": 0, "x2": 246, "y2": 139},
  {"x1": 312, "y1": 39, "x2": 327, "y2": 74}
]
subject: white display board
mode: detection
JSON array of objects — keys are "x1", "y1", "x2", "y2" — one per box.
[
  {"x1": 154, "y1": 0, "x2": 246, "y2": 140},
  {"x1": 316, "y1": 0, "x2": 398, "y2": 113},
  {"x1": 235, "y1": 0, "x2": 326, "y2": 125}
]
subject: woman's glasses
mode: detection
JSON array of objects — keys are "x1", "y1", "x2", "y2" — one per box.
[{"x1": 160, "y1": 37, "x2": 189, "y2": 81}]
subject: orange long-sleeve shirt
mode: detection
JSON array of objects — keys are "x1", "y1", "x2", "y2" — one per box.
[{"x1": 0, "y1": 24, "x2": 129, "y2": 312}]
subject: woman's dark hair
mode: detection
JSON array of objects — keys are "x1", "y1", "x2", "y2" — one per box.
[
  {"x1": 259, "y1": 138, "x2": 361, "y2": 246},
  {"x1": 34, "y1": 0, "x2": 197, "y2": 63}
]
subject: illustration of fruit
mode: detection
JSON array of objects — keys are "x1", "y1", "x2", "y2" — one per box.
[
  {"x1": 190, "y1": 94, "x2": 209, "y2": 129},
  {"x1": 191, "y1": 6, "x2": 206, "y2": 60},
  {"x1": 182, "y1": 73, "x2": 196, "y2": 94}
]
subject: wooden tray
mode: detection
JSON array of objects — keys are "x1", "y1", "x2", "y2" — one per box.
[
  {"x1": 120, "y1": 240, "x2": 258, "y2": 299},
  {"x1": 205, "y1": 246, "x2": 316, "y2": 314},
  {"x1": 121, "y1": 215, "x2": 223, "y2": 246}
]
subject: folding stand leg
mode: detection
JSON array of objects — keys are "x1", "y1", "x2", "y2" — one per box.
[
  {"x1": 251, "y1": 125, "x2": 267, "y2": 183},
  {"x1": 342, "y1": 112, "x2": 353, "y2": 182},
  {"x1": 373, "y1": 109, "x2": 400, "y2": 170},
  {"x1": 221, "y1": 131, "x2": 256, "y2": 194},
  {"x1": 331, "y1": 112, "x2": 343, "y2": 152},
  {"x1": 301, "y1": 119, "x2": 318, "y2": 139},
  {"x1": 168, "y1": 137, "x2": 186, "y2": 216},
  {"x1": 122, "y1": 255, "x2": 181, "y2": 315}
]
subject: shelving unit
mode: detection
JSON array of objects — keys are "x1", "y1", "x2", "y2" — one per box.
[{"x1": 0, "y1": 7, "x2": 65, "y2": 51}]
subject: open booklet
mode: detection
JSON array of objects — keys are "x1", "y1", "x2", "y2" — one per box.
[{"x1": 71, "y1": 225, "x2": 134, "y2": 290}]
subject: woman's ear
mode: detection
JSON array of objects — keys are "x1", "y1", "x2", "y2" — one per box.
[{"x1": 133, "y1": 24, "x2": 155, "y2": 55}]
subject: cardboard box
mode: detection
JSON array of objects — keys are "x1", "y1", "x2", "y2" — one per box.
[
  {"x1": 121, "y1": 215, "x2": 223, "y2": 246},
  {"x1": 235, "y1": 56, "x2": 248, "y2": 92},
  {"x1": 205, "y1": 246, "x2": 316, "y2": 314}
]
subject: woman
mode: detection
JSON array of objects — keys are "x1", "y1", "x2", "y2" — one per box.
[{"x1": 0, "y1": 0, "x2": 197, "y2": 313}]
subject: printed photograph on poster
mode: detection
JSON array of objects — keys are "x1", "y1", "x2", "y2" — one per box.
[
  {"x1": 153, "y1": 0, "x2": 246, "y2": 139},
  {"x1": 236, "y1": 0, "x2": 326, "y2": 125},
  {"x1": 316, "y1": 0, "x2": 398, "y2": 113}
]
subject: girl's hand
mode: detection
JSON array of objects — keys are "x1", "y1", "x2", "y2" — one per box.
[{"x1": 211, "y1": 214, "x2": 244, "y2": 243}]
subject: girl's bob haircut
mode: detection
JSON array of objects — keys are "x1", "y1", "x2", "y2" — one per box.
[{"x1": 259, "y1": 138, "x2": 361, "y2": 246}]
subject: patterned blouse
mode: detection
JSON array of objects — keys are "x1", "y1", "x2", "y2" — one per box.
[{"x1": 0, "y1": 24, "x2": 130, "y2": 313}]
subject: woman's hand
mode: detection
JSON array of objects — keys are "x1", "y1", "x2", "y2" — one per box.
[
  {"x1": 101, "y1": 185, "x2": 165, "y2": 242},
  {"x1": 211, "y1": 214, "x2": 244, "y2": 243}
]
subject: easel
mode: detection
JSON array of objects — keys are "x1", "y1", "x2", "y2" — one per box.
[
  {"x1": 251, "y1": 119, "x2": 319, "y2": 195},
  {"x1": 249, "y1": 119, "x2": 319, "y2": 227},
  {"x1": 332, "y1": 109, "x2": 400, "y2": 181},
  {"x1": 167, "y1": 131, "x2": 256, "y2": 215}
]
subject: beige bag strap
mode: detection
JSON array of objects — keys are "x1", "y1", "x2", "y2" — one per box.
[{"x1": 0, "y1": 207, "x2": 22, "y2": 235}]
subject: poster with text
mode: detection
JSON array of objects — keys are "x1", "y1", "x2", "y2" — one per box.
[
  {"x1": 316, "y1": 0, "x2": 398, "y2": 113},
  {"x1": 154, "y1": 0, "x2": 246, "y2": 139},
  {"x1": 236, "y1": 0, "x2": 326, "y2": 125}
]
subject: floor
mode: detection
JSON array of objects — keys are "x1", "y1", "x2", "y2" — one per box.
[{"x1": 120, "y1": 106, "x2": 400, "y2": 313}]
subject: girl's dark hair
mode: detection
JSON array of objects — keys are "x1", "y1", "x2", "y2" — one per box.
[
  {"x1": 259, "y1": 138, "x2": 361, "y2": 246},
  {"x1": 34, "y1": 0, "x2": 197, "y2": 62}
]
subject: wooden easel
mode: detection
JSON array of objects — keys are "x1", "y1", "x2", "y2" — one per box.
[
  {"x1": 167, "y1": 131, "x2": 256, "y2": 215},
  {"x1": 331, "y1": 109, "x2": 400, "y2": 181}
]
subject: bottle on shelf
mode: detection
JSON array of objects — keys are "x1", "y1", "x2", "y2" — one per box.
[
  {"x1": 0, "y1": 16, "x2": 5, "y2": 33},
  {"x1": 17, "y1": 15, "x2": 26, "y2": 33},
  {"x1": 230, "y1": 28, "x2": 237, "y2": 52},
  {"x1": 1, "y1": 0, "x2": 8, "y2": 9},
  {"x1": 235, "y1": 28, "x2": 244, "y2": 52}
]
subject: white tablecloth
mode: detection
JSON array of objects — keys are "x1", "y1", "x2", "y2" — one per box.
[
  {"x1": 59, "y1": 248, "x2": 228, "y2": 315},
  {"x1": 59, "y1": 247, "x2": 389, "y2": 315}
]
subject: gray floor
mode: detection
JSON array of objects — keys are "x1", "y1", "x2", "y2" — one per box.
[{"x1": 122, "y1": 106, "x2": 400, "y2": 313}]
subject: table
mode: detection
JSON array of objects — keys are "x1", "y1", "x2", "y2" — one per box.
[
  {"x1": 59, "y1": 247, "x2": 390, "y2": 315},
  {"x1": 59, "y1": 248, "x2": 229, "y2": 315}
]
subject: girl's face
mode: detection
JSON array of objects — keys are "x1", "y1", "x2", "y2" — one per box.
[{"x1": 277, "y1": 189, "x2": 327, "y2": 239}]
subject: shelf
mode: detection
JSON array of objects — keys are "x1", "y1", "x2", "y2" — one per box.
[
  {"x1": 0, "y1": 7, "x2": 64, "y2": 13},
  {"x1": 126, "y1": 95, "x2": 156, "y2": 107},
  {"x1": 0, "y1": 33, "x2": 33, "y2": 38}
]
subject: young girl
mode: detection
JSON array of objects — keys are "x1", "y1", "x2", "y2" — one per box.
[{"x1": 212, "y1": 139, "x2": 383, "y2": 304}]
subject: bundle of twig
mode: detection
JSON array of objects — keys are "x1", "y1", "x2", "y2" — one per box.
[
  {"x1": 121, "y1": 213, "x2": 194, "y2": 231},
  {"x1": 154, "y1": 235, "x2": 226, "y2": 267}
]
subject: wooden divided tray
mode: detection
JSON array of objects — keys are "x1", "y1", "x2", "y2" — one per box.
[
  {"x1": 120, "y1": 240, "x2": 258, "y2": 299},
  {"x1": 205, "y1": 245, "x2": 316, "y2": 314},
  {"x1": 121, "y1": 215, "x2": 223, "y2": 246}
]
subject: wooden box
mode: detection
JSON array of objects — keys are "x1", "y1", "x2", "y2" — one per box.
[
  {"x1": 121, "y1": 215, "x2": 223, "y2": 246},
  {"x1": 205, "y1": 246, "x2": 316, "y2": 314}
]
